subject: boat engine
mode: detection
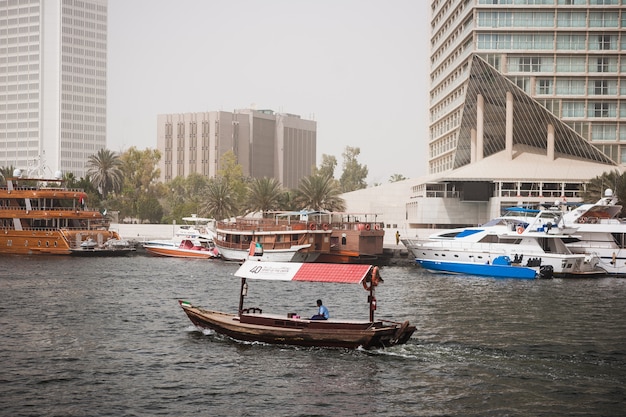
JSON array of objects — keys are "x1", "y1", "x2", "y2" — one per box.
[{"x1": 538, "y1": 265, "x2": 554, "y2": 279}]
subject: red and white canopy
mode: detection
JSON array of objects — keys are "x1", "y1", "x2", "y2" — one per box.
[{"x1": 234, "y1": 261, "x2": 372, "y2": 284}]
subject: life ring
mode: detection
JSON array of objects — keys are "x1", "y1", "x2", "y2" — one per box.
[
  {"x1": 580, "y1": 217, "x2": 587, "y2": 224},
  {"x1": 365, "y1": 223, "x2": 371, "y2": 231},
  {"x1": 516, "y1": 226, "x2": 524, "y2": 234},
  {"x1": 322, "y1": 223, "x2": 329, "y2": 231},
  {"x1": 309, "y1": 222, "x2": 316, "y2": 230},
  {"x1": 362, "y1": 266, "x2": 381, "y2": 290},
  {"x1": 374, "y1": 224, "x2": 381, "y2": 230}
]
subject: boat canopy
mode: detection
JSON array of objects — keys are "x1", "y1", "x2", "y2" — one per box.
[{"x1": 234, "y1": 261, "x2": 372, "y2": 284}]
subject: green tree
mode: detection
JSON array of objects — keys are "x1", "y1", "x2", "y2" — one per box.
[
  {"x1": 86, "y1": 148, "x2": 124, "y2": 199},
  {"x1": 0, "y1": 165, "x2": 16, "y2": 186},
  {"x1": 389, "y1": 173, "x2": 407, "y2": 183},
  {"x1": 339, "y1": 146, "x2": 368, "y2": 192},
  {"x1": 217, "y1": 151, "x2": 247, "y2": 213},
  {"x1": 137, "y1": 194, "x2": 164, "y2": 223},
  {"x1": 580, "y1": 169, "x2": 626, "y2": 209},
  {"x1": 317, "y1": 154, "x2": 337, "y2": 179},
  {"x1": 277, "y1": 189, "x2": 298, "y2": 211},
  {"x1": 120, "y1": 147, "x2": 161, "y2": 192},
  {"x1": 294, "y1": 173, "x2": 346, "y2": 212},
  {"x1": 247, "y1": 177, "x2": 283, "y2": 214},
  {"x1": 202, "y1": 177, "x2": 238, "y2": 221},
  {"x1": 163, "y1": 173, "x2": 210, "y2": 223},
  {"x1": 115, "y1": 147, "x2": 162, "y2": 221}
]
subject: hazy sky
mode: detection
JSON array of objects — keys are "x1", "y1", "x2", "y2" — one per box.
[{"x1": 107, "y1": 0, "x2": 431, "y2": 184}]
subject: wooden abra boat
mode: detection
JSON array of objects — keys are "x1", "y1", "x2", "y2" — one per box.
[
  {"x1": 0, "y1": 168, "x2": 125, "y2": 255},
  {"x1": 179, "y1": 261, "x2": 416, "y2": 349}
]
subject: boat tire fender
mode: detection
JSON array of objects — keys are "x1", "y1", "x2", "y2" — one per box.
[
  {"x1": 365, "y1": 223, "x2": 371, "y2": 231},
  {"x1": 322, "y1": 223, "x2": 329, "y2": 231},
  {"x1": 309, "y1": 223, "x2": 316, "y2": 230}
]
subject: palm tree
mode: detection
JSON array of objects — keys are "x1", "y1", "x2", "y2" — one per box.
[
  {"x1": 202, "y1": 177, "x2": 238, "y2": 221},
  {"x1": 294, "y1": 173, "x2": 346, "y2": 212},
  {"x1": 389, "y1": 173, "x2": 407, "y2": 183},
  {"x1": 247, "y1": 177, "x2": 283, "y2": 215},
  {"x1": 0, "y1": 165, "x2": 16, "y2": 186},
  {"x1": 580, "y1": 169, "x2": 626, "y2": 210},
  {"x1": 86, "y1": 148, "x2": 123, "y2": 199}
]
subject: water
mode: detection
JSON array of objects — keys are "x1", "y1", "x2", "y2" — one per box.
[{"x1": 1, "y1": 256, "x2": 625, "y2": 417}]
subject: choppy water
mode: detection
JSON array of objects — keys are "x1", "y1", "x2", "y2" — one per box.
[{"x1": 1, "y1": 255, "x2": 625, "y2": 417}]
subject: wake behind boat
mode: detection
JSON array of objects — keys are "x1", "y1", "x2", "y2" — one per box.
[{"x1": 179, "y1": 261, "x2": 415, "y2": 349}]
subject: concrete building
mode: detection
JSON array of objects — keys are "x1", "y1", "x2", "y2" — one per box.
[
  {"x1": 0, "y1": 0, "x2": 108, "y2": 178},
  {"x1": 429, "y1": 0, "x2": 625, "y2": 175},
  {"x1": 343, "y1": 0, "x2": 625, "y2": 240},
  {"x1": 157, "y1": 109, "x2": 316, "y2": 189}
]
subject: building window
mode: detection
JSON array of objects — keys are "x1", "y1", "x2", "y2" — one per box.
[
  {"x1": 557, "y1": 11, "x2": 587, "y2": 28},
  {"x1": 598, "y1": 35, "x2": 613, "y2": 50},
  {"x1": 537, "y1": 79, "x2": 552, "y2": 95},
  {"x1": 594, "y1": 80, "x2": 608, "y2": 95},
  {"x1": 518, "y1": 57, "x2": 541, "y2": 72},
  {"x1": 486, "y1": 54, "x2": 500, "y2": 70},
  {"x1": 592, "y1": 123, "x2": 617, "y2": 141},
  {"x1": 597, "y1": 57, "x2": 609, "y2": 72},
  {"x1": 589, "y1": 12, "x2": 619, "y2": 28},
  {"x1": 562, "y1": 101, "x2": 584, "y2": 117},
  {"x1": 592, "y1": 103, "x2": 610, "y2": 117}
]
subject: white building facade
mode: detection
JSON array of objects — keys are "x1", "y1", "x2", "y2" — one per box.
[
  {"x1": 429, "y1": 0, "x2": 625, "y2": 175},
  {"x1": 0, "y1": 0, "x2": 107, "y2": 178},
  {"x1": 344, "y1": 0, "x2": 625, "y2": 238}
]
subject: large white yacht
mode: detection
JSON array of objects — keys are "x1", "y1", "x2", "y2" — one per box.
[
  {"x1": 404, "y1": 208, "x2": 605, "y2": 278},
  {"x1": 560, "y1": 190, "x2": 626, "y2": 275}
]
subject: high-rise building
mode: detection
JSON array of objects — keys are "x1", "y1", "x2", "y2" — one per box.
[
  {"x1": 157, "y1": 109, "x2": 316, "y2": 189},
  {"x1": 0, "y1": 0, "x2": 107, "y2": 178},
  {"x1": 429, "y1": 0, "x2": 624, "y2": 175}
]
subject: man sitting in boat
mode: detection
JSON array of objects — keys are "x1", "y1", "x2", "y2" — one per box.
[{"x1": 310, "y1": 299, "x2": 329, "y2": 320}]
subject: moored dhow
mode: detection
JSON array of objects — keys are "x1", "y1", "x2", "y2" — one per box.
[
  {"x1": 214, "y1": 211, "x2": 332, "y2": 262},
  {"x1": 1, "y1": 168, "x2": 126, "y2": 255}
]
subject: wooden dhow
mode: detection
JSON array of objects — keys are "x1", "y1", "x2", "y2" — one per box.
[
  {"x1": 214, "y1": 212, "x2": 332, "y2": 262},
  {"x1": 0, "y1": 168, "x2": 125, "y2": 255}
]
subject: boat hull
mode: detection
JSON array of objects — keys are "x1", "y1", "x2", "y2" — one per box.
[
  {"x1": 69, "y1": 247, "x2": 136, "y2": 257},
  {"x1": 416, "y1": 259, "x2": 538, "y2": 279},
  {"x1": 179, "y1": 303, "x2": 415, "y2": 349},
  {"x1": 143, "y1": 245, "x2": 218, "y2": 259},
  {"x1": 217, "y1": 245, "x2": 315, "y2": 262}
]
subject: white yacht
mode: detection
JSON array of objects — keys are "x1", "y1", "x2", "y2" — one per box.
[
  {"x1": 560, "y1": 189, "x2": 626, "y2": 275},
  {"x1": 404, "y1": 208, "x2": 605, "y2": 277}
]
